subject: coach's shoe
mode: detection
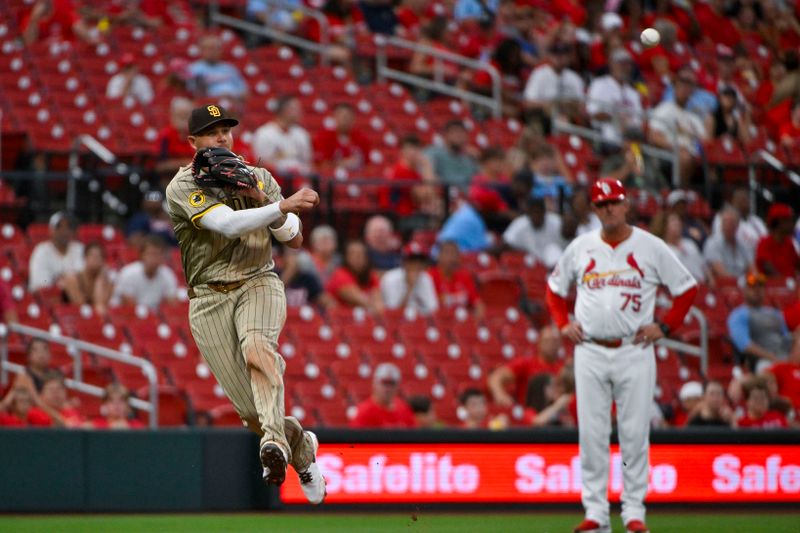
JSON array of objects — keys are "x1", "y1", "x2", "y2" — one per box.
[
  {"x1": 573, "y1": 519, "x2": 611, "y2": 533},
  {"x1": 625, "y1": 519, "x2": 650, "y2": 533},
  {"x1": 260, "y1": 441, "x2": 288, "y2": 486},
  {"x1": 297, "y1": 431, "x2": 326, "y2": 504}
]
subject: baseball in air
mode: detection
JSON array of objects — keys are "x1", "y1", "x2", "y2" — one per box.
[{"x1": 640, "y1": 27, "x2": 660, "y2": 47}]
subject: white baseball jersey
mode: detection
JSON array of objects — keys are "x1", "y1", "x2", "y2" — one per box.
[{"x1": 548, "y1": 227, "x2": 696, "y2": 339}]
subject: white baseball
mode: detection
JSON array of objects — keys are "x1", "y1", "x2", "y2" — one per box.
[{"x1": 641, "y1": 27, "x2": 660, "y2": 47}]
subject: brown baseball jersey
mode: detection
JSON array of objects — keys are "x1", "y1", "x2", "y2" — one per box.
[
  {"x1": 165, "y1": 162, "x2": 314, "y2": 470},
  {"x1": 165, "y1": 165, "x2": 284, "y2": 287}
]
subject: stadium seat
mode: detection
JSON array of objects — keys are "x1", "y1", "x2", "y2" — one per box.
[
  {"x1": 136, "y1": 385, "x2": 189, "y2": 426},
  {"x1": 477, "y1": 271, "x2": 523, "y2": 310},
  {"x1": 209, "y1": 403, "x2": 243, "y2": 427}
]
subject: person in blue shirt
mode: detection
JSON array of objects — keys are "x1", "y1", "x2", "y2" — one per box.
[
  {"x1": 435, "y1": 195, "x2": 489, "y2": 253},
  {"x1": 189, "y1": 34, "x2": 248, "y2": 107},
  {"x1": 727, "y1": 272, "x2": 793, "y2": 372},
  {"x1": 453, "y1": 0, "x2": 498, "y2": 22}
]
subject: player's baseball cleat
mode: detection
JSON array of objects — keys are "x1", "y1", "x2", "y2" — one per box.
[
  {"x1": 625, "y1": 519, "x2": 650, "y2": 533},
  {"x1": 260, "y1": 442, "x2": 288, "y2": 486},
  {"x1": 297, "y1": 431, "x2": 326, "y2": 504},
  {"x1": 573, "y1": 519, "x2": 611, "y2": 533}
]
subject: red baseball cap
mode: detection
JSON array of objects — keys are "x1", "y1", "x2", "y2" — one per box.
[
  {"x1": 590, "y1": 178, "x2": 627, "y2": 204},
  {"x1": 766, "y1": 203, "x2": 793, "y2": 224}
]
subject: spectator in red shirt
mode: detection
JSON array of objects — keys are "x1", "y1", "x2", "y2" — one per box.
[
  {"x1": 778, "y1": 100, "x2": 800, "y2": 149},
  {"x1": 756, "y1": 203, "x2": 800, "y2": 278},
  {"x1": 0, "y1": 386, "x2": 52, "y2": 427},
  {"x1": 154, "y1": 97, "x2": 196, "y2": 177},
  {"x1": 693, "y1": 0, "x2": 741, "y2": 48},
  {"x1": 487, "y1": 325, "x2": 564, "y2": 407},
  {"x1": 351, "y1": 363, "x2": 416, "y2": 428},
  {"x1": 767, "y1": 333, "x2": 800, "y2": 413},
  {"x1": 313, "y1": 102, "x2": 371, "y2": 174},
  {"x1": 380, "y1": 134, "x2": 438, "y2": 217},
  {"x1": 21, "y1": 0, "x2": 97, "y2": 46},
  {"x1": 38, "y1": 370, "x2": 86, "y2": 428},
  {"x1": 671, "y1": 380, "x2": 703, "y2": 427},
  {"x1": 409, "y1": 17, "x2": 462, "y2": 83},
  {"x1": 325, "y1": 240, "x2": 382, "y2": 313},
  {"x1": 459, "y1": 387, "x2": 490, "y2": 429},
  {"x1": 306, "y1": 0, "x2": 368, "y2": 65},
  {"x1": 428, "y1": 240, "x2": 484, "y2": 317},
  {"x1": 90, "y1": 384, "x2": 145, "y2": 430},
  {"x1": 737, "y1": 378, "x2": 788, "y2": 429},
  {"x1": 395, "y1": 0, "x2": 443, "y2": 39}
]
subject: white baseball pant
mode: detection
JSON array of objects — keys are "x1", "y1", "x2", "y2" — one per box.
[{"x1": 574, "y1": 341, "x2": 656, "y2": 525}]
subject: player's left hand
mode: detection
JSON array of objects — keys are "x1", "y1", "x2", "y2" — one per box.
[{"x1": 634, "y1": 323, "x2": 664, "y2": 347}]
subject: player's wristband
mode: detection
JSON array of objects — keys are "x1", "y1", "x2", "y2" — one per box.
[
  {"x1": 270, "y1": 212, "x2": 301, "y2": 242},
  {"x1": 656, "y1": 320, "x2": 670, "y2": 337}
]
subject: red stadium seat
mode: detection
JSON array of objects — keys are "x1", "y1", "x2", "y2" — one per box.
[
  {"x1": 136, "y1": 385, "x2": 189, "y2": 426},
  {"x1": 209, "y1": 403, "x2": 243, "y2": 427}
]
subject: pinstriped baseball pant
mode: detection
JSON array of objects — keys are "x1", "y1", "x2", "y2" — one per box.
[{"x1": 189, "y1": 271, "x2": 313, "y2": 471}]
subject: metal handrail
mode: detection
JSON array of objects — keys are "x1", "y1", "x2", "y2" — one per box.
[
  {"x1": 67, "y1": 134, "x2": 129, "y2": 216},
  {"x1": 0, "y1": 322, "x2": 159, "y2": 428},
  {"x1": 658, "y1": 306, "x2": 709, "y2": 376},
  {"x1": 374, "y1": 35, "x2": 503, "y2": 119},
  {"x1": 210, "y1": 6, "x2": 330, "y2": 65},
  {"x1": 747, "y1": 149, "x2": 800, "y2": 212}
]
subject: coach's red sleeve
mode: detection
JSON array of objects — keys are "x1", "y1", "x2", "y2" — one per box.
[
  {"x1": 662, "y1": 285, "x2": 698, "y2": 332},
  {"x1": 545, "y1": 285, "x2": 570, "y2": 329}
]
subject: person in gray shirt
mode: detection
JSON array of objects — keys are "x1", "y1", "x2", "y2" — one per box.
[
  {"x1": 425, "y1": 120, "x2": 479, "y2": 188},
  {"x1": 703, "y1": 207, "x2": 753, "y2": 279}
]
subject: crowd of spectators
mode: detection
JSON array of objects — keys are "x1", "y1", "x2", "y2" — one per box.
[{"x1": 3, "y1": 0, "x2": 800, "y2": 430}]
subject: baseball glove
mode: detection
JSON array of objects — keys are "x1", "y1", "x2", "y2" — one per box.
[{"x1": 191, "y1": 147, "x2": 258, "y2": 191}]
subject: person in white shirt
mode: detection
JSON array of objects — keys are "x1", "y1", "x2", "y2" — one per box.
[
  {"x1": 251, "y1": 95, "x2": 314, "y2": 177},
  {"x1": 379, "y1": 242, "x2": 438, "y2": 316},
  {"x1": 106, "y1": 53, "x2": 154, "y2": 105},
  {"x1": 648, "y1": 67, "x2": 709, "y2": 186},
  {"x1": 704, "y1": 207, "x2": 753, "y2": 279},
  {"x1": 523, "y1": 42, "x2": 585, "y2": 122},
  {"x1": 710, "y1": 187, "x2": 766, "y2": 254},
  {"x1": 662, "y1": 212, "x2": 708, "y2": 284},
  {"x1": 28, "y1": 211, "x2": 84, "y2": 292},
  {"x1": 112, "y1": 235, "x2": 178, "y2": 309},
  {"x1": 503, "y1": 197, "x2": 565, "y2": 268},
  {"x1": 586, "y1": 48, "x2": 643, "y2": 145}
]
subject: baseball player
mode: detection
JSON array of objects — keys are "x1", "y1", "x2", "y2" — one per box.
[
  {"x1": 165, "y1": 104, "x2": 326, "y2": 504},
  {"x1": 545, "y1": 178, "x2": 698, "y2": 533}
]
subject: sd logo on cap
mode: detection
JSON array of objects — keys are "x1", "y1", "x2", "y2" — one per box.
[{"x1": 188, "y1": 104, "x2": 239, "y2": 135}]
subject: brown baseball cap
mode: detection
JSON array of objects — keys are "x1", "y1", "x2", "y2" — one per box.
[{"x1": 188, "y1": 104, "x2": 239, "y2": 135}]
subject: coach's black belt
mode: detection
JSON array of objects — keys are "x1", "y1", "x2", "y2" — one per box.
[
  {"x1": 587, "y1": 338, "x2": 624, "y2": 348},
  {"x1": 187, "y1": 280, "x2": 247, "y2": 299}
]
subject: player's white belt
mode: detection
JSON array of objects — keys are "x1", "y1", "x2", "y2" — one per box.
[{"x1": 587, "y1": 336, "x2": 634, "y2": 348}]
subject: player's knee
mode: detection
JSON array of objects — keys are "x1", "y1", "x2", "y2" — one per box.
[{"x1": 243, "y1": 340, "x2": 285, "y2": 384}]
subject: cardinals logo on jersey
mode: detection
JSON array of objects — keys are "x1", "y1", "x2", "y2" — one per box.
[
  {"x1": 581, "y1": 255, "x2": 643, "y2": 289},
  {"x1": 626, "y1": 253, "x2": 645, "y2": 279}
]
